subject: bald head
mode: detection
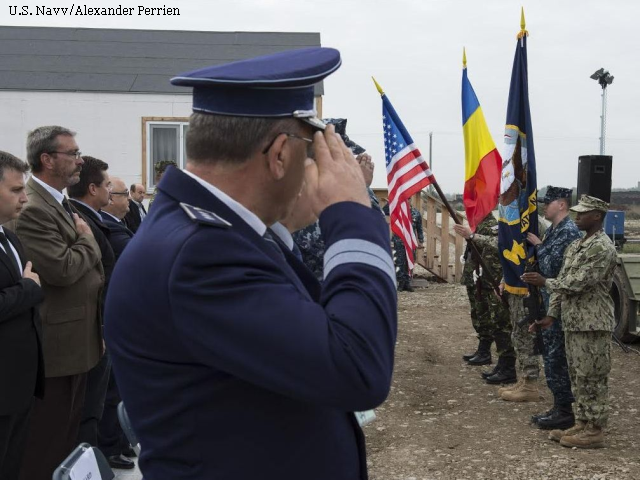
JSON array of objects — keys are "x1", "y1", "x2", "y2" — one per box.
[{"x1": 104, "y1": 177, "x2": 130, "y2": 220}]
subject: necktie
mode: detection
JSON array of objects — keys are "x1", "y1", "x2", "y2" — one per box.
[
  {"x1": 62, "y1": 197, "x2": 75, "y2": 219},
  {"x1": 291, "y1": 242, "x2": 303, "y2": 261},
  {"x1": 0, "y1": 232, "x2": 21, "y2": 276},
  {"x1": 263, "y1": 229, "x2": 286, "y2": 259}
]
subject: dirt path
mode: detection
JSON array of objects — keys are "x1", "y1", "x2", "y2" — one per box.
[{"x1": 365, "y1": 284, "x2": 640, "y2": 480}]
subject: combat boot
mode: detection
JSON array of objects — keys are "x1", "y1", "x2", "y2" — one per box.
[
  {"x1": 497, "y1": 376, "x2": 524, "y2": 396},
  {"x1": 549, "y1": 420, "x2": 586, "y2": 442},
  {"x1": 485, "y1": 356, "x2": 517, "y2": 384},
  {"x1": 467, "y1": 339, "x2": 492, "y2": 365},
  {"x1": 462, "y1": 340, "x2": 481, "y2": 362},
  {"x1": 559, "y1": 424, "x2": 604, "y2": 449},
  {"x1": 537, "y1": 403, "x2": 575, "y2": 430},
  {"x1": 501, "y1": 378, "x2": 541, "y2": 402},
  {"x1": 531, "y1": 405, "x2": 557, "y2": 425},
  {"x1": 481, "y1": 363, "x2": 499, "y2": 379}
]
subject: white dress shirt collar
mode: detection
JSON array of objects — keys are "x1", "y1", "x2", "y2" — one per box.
[
  {"x1": 101, "y1": 210, "x2": 121, "y2": 223},
  {"x1": 31, "y1": 175, "x2": 65, "y2": 205},
  {"x1": 269, "y1": 222, "x2": 294, "y2": 251},
  {"x1": 182, "y1": 169, "x2": 266, "y2": 236}
]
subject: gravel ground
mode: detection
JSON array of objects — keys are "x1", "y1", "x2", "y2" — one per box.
[{"x1": 365, "y1": 283, "x2": 640, "y2": 480}]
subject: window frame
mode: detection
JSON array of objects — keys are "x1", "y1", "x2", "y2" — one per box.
[{"x1": 142, "y1": 117, "x2": 190, "y2": 193}]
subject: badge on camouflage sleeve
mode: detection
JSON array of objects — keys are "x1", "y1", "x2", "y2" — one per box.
[{"x1": 180, "y1": 203, "x2": 232, "y2": 228}]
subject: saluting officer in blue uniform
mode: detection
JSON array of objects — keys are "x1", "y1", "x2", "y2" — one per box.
[{"x1": 104, "y1": 48, "x2": 398, "y2": 480}]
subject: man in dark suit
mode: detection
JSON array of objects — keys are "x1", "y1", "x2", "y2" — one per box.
[
  {"x1": 12, "y1": 126, "x2": 104, "y2": 480},
  {"x1": 105, "y1": 48, "x2": 398, "y2": 480},
  {"x1": 67, "y1": 157, "x2": 130, "y2": 468},
  {"x1": 123, "y1": 183, "x2": 146, "y2": 234},
  {"x1": 97, "y1": 177, "x2": 135, "y2": 466},
  {"x1": 0, "y1": 151, "x2": 45, "y2": 479},
  {"x1": 101, "y1": 178, "x2": 134, "y2": 260}
]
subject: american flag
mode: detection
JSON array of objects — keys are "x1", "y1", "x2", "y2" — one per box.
[{"x1": 380, "y1": 91, "x2": 434, "y2": 270}]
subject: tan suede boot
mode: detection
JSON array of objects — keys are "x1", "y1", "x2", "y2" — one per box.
[
  {"x1": 549, "y1": 420, "x2": 586, "y2": 442},
  {"x1": 497, "y1": 377, "x2": 523, "y2": 396},
  {"x1": 500, "y1": 378, "x2": 541, "y2": 402},
  {"x1": 560, "y1": 424, "x2": 604, "y2": 449}
]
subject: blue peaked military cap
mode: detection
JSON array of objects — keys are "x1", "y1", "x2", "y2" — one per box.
[{"x1": 170, "y1": 47, "x2": 341, "y2": 130}]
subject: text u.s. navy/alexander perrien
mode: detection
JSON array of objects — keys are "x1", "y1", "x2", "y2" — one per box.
[{"x1": 8, "y1": 5, "x2": 180, "y2": 16}]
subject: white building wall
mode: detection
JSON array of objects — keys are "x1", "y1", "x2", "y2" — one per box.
[{"x1": 0, "y1": 90, "x2": 192, "y2": 189}]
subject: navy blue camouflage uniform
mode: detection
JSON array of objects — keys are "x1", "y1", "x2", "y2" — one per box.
[
  {"x1": 537, "y1": 216, "x2": 582, "y2": 405},
  {"x1": 294, "y1": 187, "x2": 384, "y2": 282}
]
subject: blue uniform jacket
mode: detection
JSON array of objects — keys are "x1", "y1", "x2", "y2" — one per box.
[{"x1": 104, "y1": 167, "x2": 397, "y2": 480}]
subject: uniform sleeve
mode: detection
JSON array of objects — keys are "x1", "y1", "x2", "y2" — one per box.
[
  {"x1": 473, "y1": 234, "x2": 497, "y2": 250},
  {"x1": 545, "y1": 240, "x2": 615, "y2": 298},
  {"x1": 15, "y1": 206, "x2": 102, "y2": 287},
  {"x1": 169, "y1": 202, "x2": 397, "y2": 412}
]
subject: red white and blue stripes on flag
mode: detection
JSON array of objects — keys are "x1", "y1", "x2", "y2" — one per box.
[{"x1": 381, "y1": 93, "x2": 434, "y2": 270}]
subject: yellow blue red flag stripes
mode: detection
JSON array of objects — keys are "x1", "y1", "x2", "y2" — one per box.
[
  {"x1": 373, "y1": 78, "x2": 434, "y2": 271},
  {"x1": 461, "y1": 53, "x2": 502, "y2": 232},
  {"x1": 498, "y1": 13, "x2": 539, "y2": 295}
]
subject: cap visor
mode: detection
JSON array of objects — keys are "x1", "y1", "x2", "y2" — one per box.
[{"x1": 570, "y1": 205, "x2": 594, "y2": 213}]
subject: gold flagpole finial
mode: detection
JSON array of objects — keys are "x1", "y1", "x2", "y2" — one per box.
[
  {"x1": 518, "y1": 7, "x2": 529, "y2": 39},
  {"x1": 463, "y1": 47, "x2": 467, "y2": 69},
  {"x1": 372, "y1": 76, "x2": 384, "y2": 95}
]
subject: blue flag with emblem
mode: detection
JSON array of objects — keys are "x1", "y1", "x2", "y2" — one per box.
[{"x1": 498, "y1": 12, "x2": 539, "y2": 295}]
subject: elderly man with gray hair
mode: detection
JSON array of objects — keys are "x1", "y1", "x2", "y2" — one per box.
[{"x1": 11, "y1": 126, "x2": 104, "y2": 480}]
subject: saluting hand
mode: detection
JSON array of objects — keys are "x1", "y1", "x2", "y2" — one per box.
[
  {"x1": 73, "y1": 213, "x2": 94, "y2": 237},
  {"x1": 306, "y1": 125, "x2": 370, "y2": 216},
  {"x1": 22, "y1": 261, "x2": 41, "y2": 286}
]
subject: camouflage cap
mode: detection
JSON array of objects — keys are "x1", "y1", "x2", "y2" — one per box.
[
  {"x1": 570, "y1": 194, "x2": 609, "y2": 213},
  {"x1": 538, "y1": 186, "x2": 572, "y2": 204},
  {"x1": 322, "y1": 118, "x2": 365, "y2": 155}
]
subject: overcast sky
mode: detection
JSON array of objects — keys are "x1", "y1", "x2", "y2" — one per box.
[{"x1": 2, "y1": 0, "x2": 639, "y2": 191}]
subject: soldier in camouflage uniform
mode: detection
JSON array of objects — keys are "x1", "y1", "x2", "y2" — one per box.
[
  {"x1": 522, "y1": 195, "x2": 617, "y2": 449},
  {"x1": 525, "y1": 187, "x2": 582, "y2": 430},
  {"x1": 454, "y1": 213, "x2": 515, "y2": 382}
]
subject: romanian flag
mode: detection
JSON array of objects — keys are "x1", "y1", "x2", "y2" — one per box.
[
  {"x1": 497, "y1": 9, "x2": 539, "y2": 295},
  {"x1": 461, "y1": 49, "x2": 502, "y2": 232}
]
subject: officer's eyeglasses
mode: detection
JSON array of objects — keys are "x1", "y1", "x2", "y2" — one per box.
[
  {"x1": 48, "y1": 150, "x2": 82, "y2": 160},
  {"x1": 110, "y1": 191, "x2": 130, "y2": 197},
  {"x1": 262, "y1": 133, "x2": 314, "y2": 157}
]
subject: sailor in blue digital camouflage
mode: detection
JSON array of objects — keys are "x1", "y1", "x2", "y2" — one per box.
[
  {"x1": 292, "y1": 118, "x2": 384, "y2": 281},
  {"x1": 522, "y1": 195, "x2": 617, "y2": 449},
  {"x1": 525, "y1": 186, "x2": 582, "y2": 430},
  {"x1": 454, "y1": 212, "x2": 515, "y2": 384},
  {"x1": 384, "y1": 201, "x2": 424, "y2": 292}
]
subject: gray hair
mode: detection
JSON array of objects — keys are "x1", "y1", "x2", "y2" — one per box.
[
  {"x1": 185, "y1": 113, "x2": 298, "y2": 164},
  {"x1": 27, "y1": 125, "x2": 75, "y2": 173},
  {"x1": 0, "y1": 150, "x2": 30, "y2": 181}
]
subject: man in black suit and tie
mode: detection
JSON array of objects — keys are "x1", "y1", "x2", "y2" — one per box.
[
  {"x1": 0, "y1": 151, "x2": 44, "y2": 479},
  {"x1": 123, "y1": 183, "x2": 146, "y2": 233},
  {"x1": 98, "y1": 177, "x2": 136, "y2": 465}
]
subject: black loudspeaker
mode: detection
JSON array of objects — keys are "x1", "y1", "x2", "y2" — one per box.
[{"x1": 576, "y1": 155, "x2": 612, "y2": 203}]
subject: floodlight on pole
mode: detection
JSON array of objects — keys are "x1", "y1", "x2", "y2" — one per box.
[{"x1": 590, "y1": 68, "x2": 614, "y2": 155}]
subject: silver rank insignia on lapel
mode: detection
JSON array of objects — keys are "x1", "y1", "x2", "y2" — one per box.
[{"x1": 180, "y1": 203, "x2": 232, "y2": 228}]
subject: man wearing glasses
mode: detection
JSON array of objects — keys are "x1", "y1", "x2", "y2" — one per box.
[
  {"x1": 105, "y1": 48, "x2": 397, "y2": 480},
  {"x1": 11, "y1": 126, "x2": 104, "y2": 480}
]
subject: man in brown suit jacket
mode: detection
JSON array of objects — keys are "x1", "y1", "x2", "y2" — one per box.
[{"x1": 11, "y1": 126, "x2": 104, "y2": 480}]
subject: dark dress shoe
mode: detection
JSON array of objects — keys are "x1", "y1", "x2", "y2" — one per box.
[
  {"x1": 466, "y1": 352, "x2": 491, "y2": 366},
  {"x1": 122, "y1": 446, "x2": 137, "y2": 458},
  {"x1": 531, "y1": 406, "x2": 556, "y2": 424},
  {"x1": 485, "y1": 369, "x2": 517, "y2": 385},
  {"x1": 108, "y1": 454, "x2": 136, "y2": 470}
]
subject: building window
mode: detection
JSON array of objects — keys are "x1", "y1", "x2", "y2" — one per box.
[{"x1": 143, "y1": 118, "x2": 189, "y2": 192}]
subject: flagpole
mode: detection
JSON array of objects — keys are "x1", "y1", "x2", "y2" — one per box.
[{"x1": 430, "y1": 180, "x2": 505, "y2": 302}]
